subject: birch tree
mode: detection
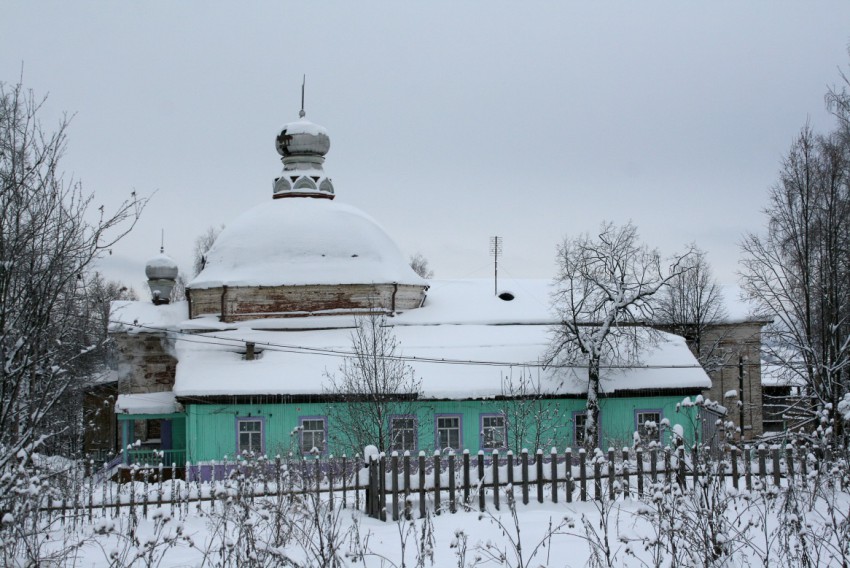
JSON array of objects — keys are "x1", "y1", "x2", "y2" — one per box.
[
  {"x1": 548, "y1": 221, "x2": 693, "y2": 449},
  {"x1": 0, "y1": 80, "x2": 146, "y2": 503}
]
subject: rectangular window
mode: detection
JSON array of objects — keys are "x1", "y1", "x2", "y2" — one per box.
[
  {"x1": 480, "y1": 414, "x2": 506, "y2": 450},
  {"x1": 390, "y1": 416, "x2": 417, "y2": 452},
  {"x1": 636, "y1": 410, "x2": 662, "y2": 443},
  {"x1": 574, "y1": 413, "x2": 587, "y2": 446},
  {"x1": 436, "y1": 415, "x2": 461, "y2": 450},
  {"x1": 237, "y1": 418, "x2": 263, "y2": 455},
  {"x1": 573, "y1": 411, "x2": 601, "y2": 447},
  {"x1": 300, "y1": 417, "x2": 326, "y2": 454}
]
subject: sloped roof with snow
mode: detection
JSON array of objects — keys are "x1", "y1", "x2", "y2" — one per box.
[
  {"x1": 166, "y1": 279, "x2": 709, "y2": 398},
  {"x1": 110, "y1": 279, "x2": 711, "y2": 399}
]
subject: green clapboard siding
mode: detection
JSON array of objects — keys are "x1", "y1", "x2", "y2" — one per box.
[{"x1": 185, "y1": 395, "x2": 701, "y2": 462}]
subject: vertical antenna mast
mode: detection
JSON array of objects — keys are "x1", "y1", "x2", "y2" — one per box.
[
  {"x1": 489, "y1": 236, "x2": 502, "y2": 296},
  {"x1": 160, "y1": 229, "x2": 165, "y2": 254},
  {"x1": 299, "y1": 74, "x2": 306, "y2": 118}
]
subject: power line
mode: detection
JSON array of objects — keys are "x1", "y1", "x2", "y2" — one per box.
[{"x1": 109, "y1": 318, "x2": 709, "y2": 370}]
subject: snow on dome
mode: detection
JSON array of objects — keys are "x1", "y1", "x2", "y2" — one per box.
[
  {"x1": 188, "y1": 198, "x2": 425, "y2": 289},
  {"x1": 145, "y1": 252, "x2": 178, "y2": 280},
  {"x1": 276, "y1": 118, "x2": 330, "y2": 157}
]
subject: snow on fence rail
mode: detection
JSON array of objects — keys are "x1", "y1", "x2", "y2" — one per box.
[{"x1": 37, "y1": 443, "x2": 845, "y2": 526}]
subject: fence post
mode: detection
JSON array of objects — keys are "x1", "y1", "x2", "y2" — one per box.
[
  {"x1": 607, "y1": 448, "x2": 615, "y2": 500},
  {"x1": 536, "y1": 449, "x2": 544, "y2": 504},
  {"x1": 565, "y1": 448, "x2": 573, "y2": 503},
  {"x1": 85, "y1": 459, "x2": 93, "y2": 521},
  {"x1": 341, "y1": 455, "x2": 347, "y2": 508},
  {"x1": 129, "y1": 466, "x2": 137, "y2": 526},
  {"x1": 142, "y1": 466, "x2": 150, "y2": 519},
  {"x1": 328, "y1": 456, "x2": 335, "y2": 509},
  {"x1": 691, "y1": 445, "x2": 699, "y2": 489},
  {"x1": 403, "y1": 451, "x2": 411, "y2": 506},
  {"x1": 664, "y1": 447, "x2": 671, "y2": 486},
  {"x1": 636, "y1": 448, "x2": 644, "y2": 496},
  {"x1": 744, "y1": 445, "x2": 752, "y2": 491},
  {"x1": 448, "y1": 451, "x2": 457, "y2": 514},
  {"x1": 622, "y1": 448, "x2": 630, "y2": 498},
  {"x1": 433, "y1": 451, "x2": 441, "y2": 516},
  {"x1": 477, "y1": 451, "x2": 486, "y2": 512},
  {"x1": 550, "y1": 448, "x2": 558, "y2": 504},
  {"x1": 391, "y1": 452, "x2": 399, "y2": 521},
  {"x1": 355, "y1": 455, "x2": 362, "y2": 512},
  {"x1": 771, "y1": 445, "x2": 781, "y2": 487},
  {"x1": 650, "y1": 446, "x2": 658, "y2": 484},
  {"x1": 758, "y1": 445, "x2": 767, "y2": 486},
  {"x1": 493, "y1": 450, "x2": 500, "y2": 510},
  {"x1": 785, "y1": 446, "x2": 795, "y2": 484},
  {"x1": 463, "y1": 450, "x2": 471, "y2": 507},
  {"x1": 579, "y1": 449, "x2": 587, "y2": 502},
  {"x1": 418, "y1": 452, "x2": 426, "y2": 519},
  {"x1": 521, "y1": 449, "x2": 529, "y2": 505},
  {"x1": 731, "y1": 446, "x2": 739, "y2": 490},
  {"x1": 506, "y1": 451, "x2": 514, "y2": 502},
  {"x1": 594, "y1": 452, "x2": 602, "y2": 502},
  {"x1": 677, "y1": 447, "x2": 685, "y2": 489}
]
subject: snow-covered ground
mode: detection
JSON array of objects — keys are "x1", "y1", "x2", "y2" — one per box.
[{"x1": 9, "y1": 472, "x2": 850, "y2": 567}]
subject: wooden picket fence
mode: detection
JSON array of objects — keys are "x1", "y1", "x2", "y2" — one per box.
[
  {"x1": 32, "y1": 443, "x2": 846, "y2": 526},
  {"x1": 362, "y1": 444, "x2": 847, "y2": 521}
]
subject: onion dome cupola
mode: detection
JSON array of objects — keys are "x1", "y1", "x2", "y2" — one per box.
[
  {"x1": 146, "y1": 247, "x2": 179, "y2": 305},
  {"x1": 273, "y1": 108, "x2": 335, "y2": 199}
]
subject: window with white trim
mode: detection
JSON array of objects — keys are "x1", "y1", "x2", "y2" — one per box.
[
  {"x1": 481, "y1": 414, "x2": 506, "y2": 449},
  {"x1": 436, "y1": 415, "x2": 461, "y2": 450},
  {"x1": 238, "y1": 419, "x2": 263, "y2": 454},
  {"x1": 390, "y1": 416, "x2": 416, "y2": 452},
  {"x1": 574, "y1": 412, "x2": 600, "y2": 447},
  {"x1": 636, "y1": 411, "x2": 662, "y2": 443},
  {"x1": 300, "y1": 417, "x2": 326, "y2": 454}
]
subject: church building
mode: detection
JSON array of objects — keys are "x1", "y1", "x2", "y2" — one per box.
[{"x1": 108, "y1": 109, "x2": 714, "y2": 475}]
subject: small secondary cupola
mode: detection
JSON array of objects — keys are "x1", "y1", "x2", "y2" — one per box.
[
  {"x1": 273, "y1": 106, "x2": 335, "y2": 200},
  {"x1": 145, "y1": 247, "x2": 179, "y2": 305}
]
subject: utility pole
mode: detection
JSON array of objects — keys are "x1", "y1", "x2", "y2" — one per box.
[{"x1": 489, "y1": 236, "x2": 502, "y2": 296}]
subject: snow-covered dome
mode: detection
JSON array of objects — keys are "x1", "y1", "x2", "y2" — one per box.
[
  {"x1": 146, "y1": 250, "x2": 178, "y2": 305},
  {"x1": 145, "y1": 252, "x2": 179, "y2": 280},
  {"x1": 275, "y1": 117, "x2": 330, "y2": 157},
  {"x1": 188, "y1": 198, "x2": 425, "y2": 289}
]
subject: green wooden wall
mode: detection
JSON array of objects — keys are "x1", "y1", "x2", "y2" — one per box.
[{"x1": 184, "y1": 396, "x2": 702, "y2": 462}]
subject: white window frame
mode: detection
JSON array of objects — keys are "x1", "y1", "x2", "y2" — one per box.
[
  {"x1": 390, "y1": 416, "x2": 417, "y2": 453},
  {"x1": 436, "y1": 414, "x2": 462, "y2": 450}
]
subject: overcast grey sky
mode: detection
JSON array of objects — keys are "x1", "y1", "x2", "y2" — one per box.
[{"x1": 2, "y1": 2, "x2": 849, "y2": 296}]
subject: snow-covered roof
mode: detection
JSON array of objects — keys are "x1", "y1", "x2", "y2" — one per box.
[
  {"x1": 116, "y1": 391, "x2": 181, "y2": 415},
  {"x1": 110, "y1": 279, "x2": 710, "y2": 398},
  {"x1": 172, "y1": 323, "x2": 709, "y2": 399},
  {"x1": 187, "y1": 198, "x2": 425, "y2": 289},
  {"x1": 109, "y1": 300, "x2": 189, "y2": 334}
]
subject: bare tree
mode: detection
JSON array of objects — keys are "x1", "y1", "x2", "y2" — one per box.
[
  {"x1": 324, "y1": 313, "x2": 423, "y2": 454},
  {"x1": 740, "y1": 125, "x2": 850, "y2": 439},
  {"x1": 656, "y1": 246, "x2": 727, "y2": 369},
  {"x1": 409, "y1": 252, "x2": 434, "y2": 279},
  {"x1": 547, "y1": 221, "x2": 693, "y2": 449},
  {"x1": 192, "y1": 224, "x2": 224, "y2": 277},
  {"x1": 498, "y1": 368, "x2": 561, "y2": 454},
  {"x1": 0, "y1": 80, "x2": 146, "y2": 503}
]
